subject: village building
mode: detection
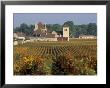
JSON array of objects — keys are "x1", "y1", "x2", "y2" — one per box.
[
  {"x1": 14, "y1": 32, "x2": 26, "y2": 40},
  {"x1": 79, "y1": 34, "x2": 96, "y2": 39},
  {"x1": 52, "y1": 31, "x2": 59, "y2": 37},
  {"x1": 13, "y1": 22, "x2": 70, "y2": 45},
  {"x1": 13, "y1": 32, "x2": 26, "y2": 45},
  {"x1": 33, "y1": 22, "x2": 70, "y2": 41}
]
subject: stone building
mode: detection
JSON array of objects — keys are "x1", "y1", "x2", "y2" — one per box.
[
  {"x1": 79, "y1": 34, "x2": 96, "y2": 39},
  {"x1": 33, "y1": 22, "x2": 70, "y2": 41}
]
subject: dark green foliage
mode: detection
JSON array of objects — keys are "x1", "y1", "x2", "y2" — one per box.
[
  {"x1": 46, "y1": 24, "x2": 62, "y2": 32},
  {"x1": 74, "y1": 23, "x2": 97, "y2": 38},
  {"x1": 14, "y1": 21, "x2": 97, "y2": 38},
  {"x1": 14, "y1": 23, "x2": 34, "y2": 36},
  {"x1": 76, "y1": 25, "x2": 88, "y2": 37},
  {"x1": 87, "y1": 23, "x2": 97, "y2": 36},
  {"x1": 46, "y1": 24, "x2": 53, "y2": 32}
]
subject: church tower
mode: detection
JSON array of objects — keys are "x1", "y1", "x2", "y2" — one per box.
[
  {"x1": 34, "y1": 24, "x2": 38, "y2": 31},
  {"x1": 63, "y1": 26, "x2": 69, "y2": 41}
]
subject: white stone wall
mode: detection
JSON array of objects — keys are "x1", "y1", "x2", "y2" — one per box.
[
  {"x1": 38, "y1": 38, "x2": 57, "y2": 41},
  {"x1": 13, "y1": 41, "x2": 18, "y2": 46},
  {"x1": 28, "y1": 37, "x2": 58, "y2": 42},
  {"x1": 46, "y1": 38, "x2": 57, "y2": 41},
  {"x1": 79, "y1": 36, "x2": 96, "y2": 39}
]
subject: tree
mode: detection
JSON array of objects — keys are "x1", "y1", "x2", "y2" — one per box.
[
  {"x1": 46, "y1": 24, "x2": 53, "y2": 32},
  {"x1": 14, "y1": 23, "x2": 35, "y2": 36},
  {"x1": 52, "y1": 24, "x2": 62, "y2": 32},
  {"x1": 14, "y1": 27, "x2": 20, "y2": 33},
  {"x1": 20, "y1": 23, "x2": 28, "y2": 33},
  {"x1": 87, "y1": 23, "x2": 97, "y2": 35},
  {"x1": 73, "y1": 23, "x2": 97, "y2": 38},
  {"x1": 27, "y1": 25, "x2": 34, "y2": 36},
  {"x1": 13, "y1": 22, "x2": 97, "y2": 37},
  {"x1": 79, "y1": 24, "x2": 88, "y2": 35}
]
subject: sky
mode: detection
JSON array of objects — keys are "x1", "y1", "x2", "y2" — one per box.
[{"x1": 13, "y1": 13, "x2": 97, "y2": 28}]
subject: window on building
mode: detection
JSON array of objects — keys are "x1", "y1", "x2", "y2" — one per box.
[{"x1": 64, "y1": 29, "x2": 67, "y2": 31}]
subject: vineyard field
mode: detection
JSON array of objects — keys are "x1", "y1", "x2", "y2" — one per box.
[{"x1": 14, "y1": 39, "x2": 97, "y2": 75}]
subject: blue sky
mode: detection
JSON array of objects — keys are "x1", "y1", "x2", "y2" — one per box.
[{"x1": 14, "y1": 13, "x2": 97, "y2": 28}]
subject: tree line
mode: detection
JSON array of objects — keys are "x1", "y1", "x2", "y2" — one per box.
[{"x1": 14, "y1": 21, "x2": 97, "y2": 38}]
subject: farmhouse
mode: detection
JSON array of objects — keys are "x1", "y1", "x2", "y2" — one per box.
[
  {"x1": 13, "y1": 32, "x2": 26, "y2": 45},
  {"x1": 14, "y1": 32, "x2": 26, "y2": 40},
  {"x1": 13, "y1": 22, "x2": 70, "y2": 46},
  {"x1": 33, "y1": 22, "x2": 69, "y2": 41},
  {"x1": 79, "y1": 34, "x2": 96, "y2": 39}
]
